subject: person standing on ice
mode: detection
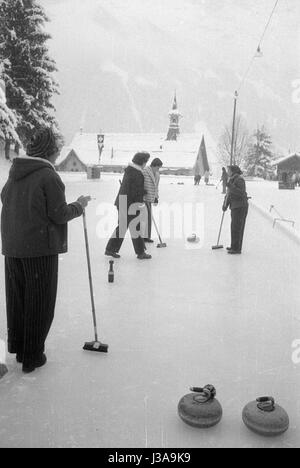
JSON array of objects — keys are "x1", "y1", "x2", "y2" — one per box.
[
  {"x1": 220, "y1": 167, "x2": 228, "y2": 194},
  {"x1": 143, "y1": 158, "x2": 163, "y2": 243},
  {"x1": 222, "y1": 165, "x2": 249, "y2": 255},
  {"x1": 204, "y1": 170, "x2": 210, "y2": 185},
  {"x1": 105, "y1": 152, "x2": 152, "y2": 260},
  {"x1": 194, "y1": 175, "x2": 201, "y2": 186},
  {"x1": 1, "y1": 127, "x2": 91, "y2": 373}
]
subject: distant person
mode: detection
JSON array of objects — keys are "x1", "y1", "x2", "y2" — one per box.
[
  {"x1": 1, "y1": 127, "x2": 91, "y2": 373},
  {"x1": 204, "y1": 170, "x2": 210, "y2": 185},
  {"x1": 105, "y1": 152, "x2": 151, "y2": 260},
  {"x1": 143, "y1": 158, "x2": 163, "y2": 243},
  {"x1": 220, "y1": 167, "x2": 228, "y2": 194},
  {"x1": 194, "y1": 175, "x2": 201, "y2": 186},
  {"x1": 223, "y1": 165, "x2": 249, "y2": 255}
]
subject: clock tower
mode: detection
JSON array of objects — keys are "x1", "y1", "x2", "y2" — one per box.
[{"x1": 166, "y1": 92, "x2": 182, "y2": 141}]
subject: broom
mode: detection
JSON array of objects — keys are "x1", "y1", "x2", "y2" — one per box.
[
  {"x1": 82, "y1": 210, "x2": 108, "y2": 353},
  {"x1": 212, "y1": 211, "x2": 225, "y2": 250},
  {"x1": 152, "y1": 212, "x2": 167, "y2": 248}
]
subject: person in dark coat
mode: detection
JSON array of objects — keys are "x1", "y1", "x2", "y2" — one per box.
[
  {"x1": 194, "y1": 175, "x2": 201, "y2": 186},
  {"x1": 1, "y1": 127, "x2": 91, "y2": 373},
  {"x1": 223, "y1": 165, "x2": 249, "y2": 255},
  {"x1": 105, "y1": 152, "x2": 151, "y2": 260},
  {"x1": 220, "y1": 167, "x2": 228, "y2": 194}
]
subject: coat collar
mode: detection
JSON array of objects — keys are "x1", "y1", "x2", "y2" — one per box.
[
  {"x1": 128, "y1": 162, "x2": 143, "y2": 173},
  {"x1": 19, "y1": 155, "x2": 56, "y2": 170}
]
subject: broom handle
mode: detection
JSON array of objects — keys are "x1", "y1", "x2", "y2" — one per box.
[
  {"x1": 151, "y1": 211, "x2": 163, "y2": 244},
  {"x1": 83, "y1": 210, "x2": 98, "y2": 342},
  {"x1": 216, "y1": 212, "x2": 225, "y2": 246}
]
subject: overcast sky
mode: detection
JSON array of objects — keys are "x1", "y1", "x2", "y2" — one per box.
[{"x1": 40, "y1": 0, "x2": 300, "y2": 152}]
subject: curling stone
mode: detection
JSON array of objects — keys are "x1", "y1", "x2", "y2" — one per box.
[
  {"x1": 0, "y1": 363, "x2": 8, "y2": 380},
  {"x1": 242, "y1": 397, "x2": 289, "y2": 437},
  {"x1": 187, "y1": 234, "x2": 200, "y2": 243},
  {"x1": 178, "y1": 385, "x2": 223, "y2": 428}
]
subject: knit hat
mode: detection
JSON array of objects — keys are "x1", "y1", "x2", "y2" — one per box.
[
  {"x1": 27, "y1": 127, "x2": 58, "y2": 159},
  {"x1": 228, "y1": 165, "x2": 243, "y2": 175},
  {"x1": 132, "y1": 152, "x2": 150, "y2": 166}
]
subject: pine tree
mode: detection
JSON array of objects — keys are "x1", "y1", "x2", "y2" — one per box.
[
  {"x1": 0, "y1": 62, "x2": 19, "y2": 158},
  {"x1": 0, "y1": 0, "x2": 60, "y2": 149},
  {"x1": 245, "y1": 126, "x2": 274, "y2": 177}
]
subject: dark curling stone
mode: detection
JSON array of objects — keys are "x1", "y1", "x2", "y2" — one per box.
[
  {"x1": 187, "y1": 234, "x2": 200, "y2": 243},
  {"x1": 0, "y1": 363, "x2": 8, "y2": 380},
  {"x1": 178, "y1": 385, "x2": 223, "y2": 428},
  {"x1": 243, "y1": 397, "x2": 289, "y2": 437}
]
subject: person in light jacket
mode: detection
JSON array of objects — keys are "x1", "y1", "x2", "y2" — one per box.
[
  {"x1": 1, "y1": 127, "x2": 91, "y2": 373},
  {"x1": 143, "y1": 158, "x2": 163, "y2": 243},
  {"x1": 223, "y1": 165, "x2": 249, "y2": 255},
  {"x1": 204, "y1": 170, "x2": 210, "y2": 185}
]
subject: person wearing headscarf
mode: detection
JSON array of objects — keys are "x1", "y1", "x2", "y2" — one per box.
[
  {"x1": 105, "y1": 152, "x2": 151, "y2": 260},
  {"x1": 1, "y1": 127, "x2": 91, "y2": 373},
  {"x1": 223, "y1": 165, "x2": 249, "y2": 254},
  {"x1": 143, "y1": 158, "x2": 163, "y2": 243}
]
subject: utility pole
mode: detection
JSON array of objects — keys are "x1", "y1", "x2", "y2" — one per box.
[{"x1": 230, "y1": 91, "x2": 238, "y2": 166}]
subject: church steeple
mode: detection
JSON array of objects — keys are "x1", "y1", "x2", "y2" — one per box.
[{"x1": 166, "y1": 92, "x2": 182, "y2": 141}]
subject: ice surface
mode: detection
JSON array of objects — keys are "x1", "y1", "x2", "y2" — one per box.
[{"x1": 0, "y1": 173, "x2": 299, "y2": 448}]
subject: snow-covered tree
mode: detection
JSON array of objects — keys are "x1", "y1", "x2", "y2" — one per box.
[
  {"x1": 245, "y1": 126, "x2": 275, "y2": 177},
  {"x1": 0, "y1": 0, "x2": 60, "y2": 149},
  {"x1": 0, "y1": 62, "x2": 19, "y2": 159},
  {"x1": 218, "y1": 115, "x2": 251, "y2": 168}
]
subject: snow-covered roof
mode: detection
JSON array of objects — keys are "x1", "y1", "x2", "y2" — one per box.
[
  {"x1": 271, "y1": 153, "x2": 300, "y2": 167},
  {"x1": 56, "y1": 146, "x2": 72, "y2": 164},
  {"x1": 57, "y1": 132, "x2": 220, "y2": 173}
]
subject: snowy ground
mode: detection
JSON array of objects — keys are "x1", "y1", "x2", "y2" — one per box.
[
  {"x1": 0, "y1": 171, "x2": 300, "y2": 448},
  {"x1": 246, "y1": 179, "x2": 300, "y2": 235}
]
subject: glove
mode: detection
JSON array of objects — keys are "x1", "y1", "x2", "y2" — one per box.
[
  {"x1": 222, "y1": 205, "x2": 228, "y2": 212},
  {"x1": 76, "y1": 195, "x2": 92, "y2": 209},
  {"x1": 154, "y1": 198, "x2": 159, "y2": 206}
]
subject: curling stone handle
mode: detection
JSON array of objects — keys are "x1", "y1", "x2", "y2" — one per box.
[
  {"x1": 256, "y1": 397, "x2": 275, "y2": 412},
  {"x1": 190, "y1": 385, "x2": 216, "y2": 403}
]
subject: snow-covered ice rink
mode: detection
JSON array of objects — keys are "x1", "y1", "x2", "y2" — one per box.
[{"x1": 0, "y1": 174, "x2": 299, "y2": 448}]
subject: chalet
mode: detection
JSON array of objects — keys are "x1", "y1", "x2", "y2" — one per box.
[
  {"x1": 55, "y1": 148, "x2": 87, "y2": 172},
  {"x1": 272, "y1": 153, "x2": 300, "y2": 189},
  {"x1": 56, "y1": 95, "x2": 220, "y2": 177}
]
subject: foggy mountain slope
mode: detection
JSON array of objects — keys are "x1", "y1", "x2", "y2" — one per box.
[{"x1": 41, "y1": 0, "x2": 300, "y2": 152}]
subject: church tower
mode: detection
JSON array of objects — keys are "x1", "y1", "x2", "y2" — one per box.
[{"x1": 166, "y1": 92, "x2": 182, "y2": 141}]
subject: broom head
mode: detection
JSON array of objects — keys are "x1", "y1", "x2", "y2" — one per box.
[{"x1": 83, "y1": 341, "x2": 109, "y2": 353}]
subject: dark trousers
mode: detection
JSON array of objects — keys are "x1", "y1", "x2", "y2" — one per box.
[
  {"x1": 145, "y1": 202, "x2": 152, "y2": 240},
  {"x1": 231, "y1": 206, "x2": 248, "y2": 252},
  {"x1": 5, "y1": 255, "x2": 58, "y2": 365},
  {"x1": 106, "y1": 212, "x2": 145, "y2": 255}
]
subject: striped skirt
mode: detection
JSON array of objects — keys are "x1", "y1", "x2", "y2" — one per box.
[{"x1": 5, "y1": 255, "x2": 59, "y2": 366}]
